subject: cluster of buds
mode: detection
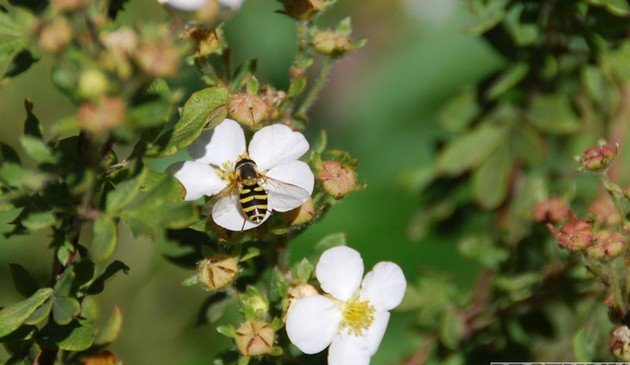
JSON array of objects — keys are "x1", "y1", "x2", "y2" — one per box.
[
  {"x1": 197, "y1": 254, "x2": 239, "y2": 291},
  {"x1": 589, "y1": 194, "x2": 621, "y2": 227},
  {"x1": 533, "y1": 197, "x2": 568, "y2": 223},
  {"x1": 76, "y1": 96, "x2": 127, "y2": 136},
  {"x1": 611, "y1": 325, "x2": 630, "y2": 361},
  {"x1": 579, "y1": 143, "x2": 618, "y2": 171},
  {"x1": 547, "y1": 211, "x2": 593, "y2": 252},
  {"x1": 585, "y1": 230, "x2": 626, "y2": 259},
  {"x1": 317, "y1": 160, "x2": 358, "y2": 199}
]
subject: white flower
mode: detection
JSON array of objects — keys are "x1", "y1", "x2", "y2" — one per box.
[
  {"x1": 286, "y1": 246, "x2": 407, "y2": 365},
  {"x1": 169, "y1": 119, "x2": 314, "y2": 231},
  {"x1": 157, "y1": 0, "x2": 244, "y2": 11}
]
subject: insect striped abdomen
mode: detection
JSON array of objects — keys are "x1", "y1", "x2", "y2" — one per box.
[{"x1": 239, "y1": 183, "x2": 268, "y2": 223}]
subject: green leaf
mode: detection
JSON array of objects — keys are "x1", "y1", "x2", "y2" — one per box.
[
  {"x1": 472, "y1": 143, "x2": 512, "y2": 210},
  {"x1": 269, "y1": 267, "x2": 287, "y2": 302},
  {"x1": 9, "y1": 263, "x2": 40, "y2": 298},
  {"x1": 512, "y1": 124, "x2": 546, "y2": 167},
  {"x1": 181, "y1": 275, "x2": 199, "y2": 287},
  {"x1": 0, "y1": 8, "x2": 35, "y2": 80},
  {"x1": 85, "y1": 261, "x2": 129, "y2": 296},
  {"x1": 216, "y1": 325, "x2": 236, "y2": 338},
  {"x1": 439, "y1": 309, "x2": 464, "y2": 350},
  {"x1": 231, "y1": 59, "x2": 257, "y2": 90},
  {"x1": 0, "y1": 288, "x2": 53, "y2": 338},
  {"x1": 436, "y1": 123, "x2": 507, "y2": 176},
  {"x1": 573, "y1": 328, "x2": 595, "y2": 361},
  {"x1": 24, "y1": 297, "x2": 52, "y2": 325},
  {"x1": 94, "y1": 305, "x2": 123, "y2": 346},
  {"x1": 457, "y1": 235, "x2": 508, "y2": 270},
  {"x1": 400, "y1": 164, "x2": 436, "y2": 194},
  {"x1": 90, "y1": 216, "x2": 118, "y2": 262},
  {"x1": 52, "y1": 297, "x2": 81, "y2": 325},
  {"x1": 106, "y1": 168, "x2": 147, "y2": 212},
  {"x1": 503, "y1": 4, "x2": 539, "y2": 47},
  {"x1": 588, "y1": 0, "x2": 630, "y2": 16},
  {"x1": 464, "y1": 0, "x2": 509, "y2": 35},
  {"x1": 295, "y1": 258, "x2": 313, "y2": 283},
  {"x1": 484, "y1": 62, "x2": 529, "y2": 100},
  {"x1": 20, "y1": 136, "x2": 56, "y2": 164},
  {"x1": 0, "y1": 142, "x2": 20, "y2": 165},
  {"x1": 436, "y1": 87, "x2": 479, "y2": 132},
  {"x1": 147, "y1": 86, "x2": 229, "y2": 157},
  {"x1": 527, "y1": 94, "x2": 580, "y2": 134},
  {"x1": 22, "y1": 211, "x2": 56, "y2": 232},
  {"x1": 38, "y1": 320, "x2": 95, "y2": 351}
]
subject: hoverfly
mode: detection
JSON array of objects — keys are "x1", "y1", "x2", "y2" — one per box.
[{"x1": 202, "y1": 157, "x2": 310, "y2": 231}]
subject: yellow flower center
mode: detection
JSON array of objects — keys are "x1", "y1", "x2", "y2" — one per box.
[{"x1": 341, "y1": 299, "x2": 375, "y2": 336}]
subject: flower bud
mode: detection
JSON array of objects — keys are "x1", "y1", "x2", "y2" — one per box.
[
  {"x1": 260, "y1": 86, "x2": 286, "y2": 121},
  {"x1": 318, "y1": 161, "x2": 357, "y2": 199},
  {"x1": 312, "y1": 30, "x2": 352, "y2": 58},
  {"x1": 546, "y1": 211, "x2": 593, "y2": 251},
  {"x1": 197, "y1": 255, "x2": 238, "y2": 291},
  {"x1": 82, "y1": 351, "x2": 119, "y2": 365},
  {"x1": 287, "y1": 198, "x2": 315, "y2": 226},
  {"x1": 611, "y1": 325, "x2": 630, "y2": 361},
  {"x1": 288, "y1": 284, "x2": 317, "y2": 302},
  {"x1": 235, "y1": 320, "x2": 275, "y2": 356},
  {"x1": 183, "y1": 25, "x2": 222, "y2": 58},
  {"x1": 281, "y1": 0, "x2": 325, "y2": 20},
  {"x1": 38, "y1": 18, "x2": 73, "y2": 53},
  {"x1": 242, "y1": 293, "x2": 269, "y2": 316},
  {"x1": 77, "y1": 96, "x2": 126, "y2": 135},
  {"x1": 589, "y1": 194, "x2": 621, "y2": 227},
  {"x1": 137, "y1": 40, "x2": 180, "y2": 77},
  {"x1": 78, "y1": 69, "x2": 109, "y2": 100},
  {"x1": 51, "y1": 0, "x2": 87, "y2": 11},
  {"x1": 580, "y1": 144, "x2": 617, "y2": 171},
  {"x1": 586, "y1": 230, "x2": 626, "y2": 260},
  {"x1": 533, "y1": 197, "x2": 568, "y2": 223},
  {"x1": 228, "y1": 93, "x2": 268, "y2": 128}
]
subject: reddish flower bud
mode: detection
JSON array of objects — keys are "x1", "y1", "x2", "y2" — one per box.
[
  {"x1": 197, "y1": 255, "x2": 238, "y2": 291},
  {"x1": 77, "y1": 96, "x2": 126, "y2": 135},
  {"x1": 235, "y1": 320, "x2": 275, "y2": 356},
  {"x1": 533, "y1": 197, "x2": 568, "y2": 223},
  {"x1": 547, "y1": 211, "x2": 593, "y2": 251},
  {"x1": 38, "y1": 18, "x2": 73, "y2": 53},
  {"x1": 586, "y1": 230, "x2": 626, "y2": 260},
  {"x1": 317, "y1": 161, "x2": 357, "y2": 199},
  {"x1": 611, "y1": 325, "x2": 630, "y2": 361},
  {"x1": 580, "y1": 144, "x2": 617, "y2": 171},
  {"x1": 589, "y1": 194, "x2": 621, "y2": 227},
  {"x1": 228, "y1": 93, "x2": 268, "y2": 128}
]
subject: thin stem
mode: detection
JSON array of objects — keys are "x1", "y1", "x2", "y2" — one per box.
[
  {"x1": 297, "y1": 59, "x2": 333, "y2": 118},
  {"x1": 609, "y1": 262, "x2": 627, "y2": 315}
]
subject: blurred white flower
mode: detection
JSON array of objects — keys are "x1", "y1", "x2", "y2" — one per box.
[
  {"x1": 403, "y1": 0, "x2": 456, "y2": 24},
  {"x1": 169, "y1": 119, "x2": 314, "y2": 231},
  {"x1": 286, "y1": 246, "x2": 407, "y2": 365},
  {"x1": 158, "y1": 0, "x2": 244, "y2": 12}
]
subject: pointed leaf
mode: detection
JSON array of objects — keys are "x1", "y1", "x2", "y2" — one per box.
[
  {"x1": 91, "y1": 216, "x2": 118, "y2": 262},
  {"x1": 94, "y1": 305, "x2": 123, "y2": 346},
  {"x1": 0, "y1": 288, "x2": 53, "y2": 338}
]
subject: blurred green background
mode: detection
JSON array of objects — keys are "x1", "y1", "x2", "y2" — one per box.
[{"x1": 0, "y1": 0, "x2": 503, "y2": 363}]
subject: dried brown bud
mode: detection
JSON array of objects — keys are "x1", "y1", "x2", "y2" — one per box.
[
  {"x1": 580, "y1": 144, "x2": 617, "y2": 171},
  {"x1": 76, "y1": 96, "x2": 126, "y2": 135},
  {"x1": 38, "y1": 18, "x2": 73, "y2": 53},
  {"x1": 51, "y1": 0, "x2": 87, "y2": 12},
  {"x1": 235, "y1": 320, "x2": 275, "y2": 356},
  {"x1": 197, "y1": 255, "x2": 238, "y2": 291},
  {"x1": 183, "y1": 25, "x2": 222, "y2": 58},
  {"x1": 137, "y1": 41, "x2": 180, "y2": 77},
  {"x1": 312, "y1": 30, "x2": 352, "y2": 58},
  {"x1": 287, "y1": 198, "x2": 315, "y2": 226},
  {"x1": 318, "y1": 161, "x2": 357, "y2": 199},
  {"x1": 586, "y1": 230, "x2": 626, "y2": 260},
  {"x1": 228, "y1": 93, "x2": 268, "y2": 127},
  {"x1": 611, "y1": 325, "x2": 630, "y2": 361},
  {"x1": 589, "y1": 194, "x2": 621, "y2": 227},
  {"x1": 533, "y1": 197, "x2": 568, "y2": 223},
  {"x1": 547, "y1": 211, "x2": 593, "y2": 251},
  {"x1": 82, "y1": 350, "x2": 119, "y2": 365},
  {"x1": 281, "y1": 0, "x2": 325, "y2": 20},
  {"x1": 260, "y1": 86, "x2": 286, "y2": 121}
]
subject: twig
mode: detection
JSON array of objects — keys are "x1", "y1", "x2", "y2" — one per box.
[{"x1": 297, "y1": 59, "x2": 333, "y2": 118}]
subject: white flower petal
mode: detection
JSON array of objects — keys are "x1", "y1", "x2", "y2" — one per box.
[
  {"x1": 217, "y1": 0, "x2": 244, "y2": 10},
  {"x1": 188, "y1": 119, "x2": 246, "y2": 170},
  {"x1": 360, "y1": 262, "x2": 407, "y2": 311},
  {"x1": 316, "y1": 246, "x2": 364, "y2": 301},
  {"x1": 263, "y1": 160, "x2": 314, "y2": 212},
  {"x1": 328, "y1": 334, "x2": 371, "y2": 365},
  {"x1": 286, "y1": 295, "x2": 341, "y2": 355},
  {"x1": 168, "y1": 161, "x2": 227, "y2": 201},
  {"x1": 248, "y1": 124, "x2": 309, "y2": 171},
  {"x1": 211, "y1": 194, "x2": 270, "y2": 231},
  {"x1": 365, "y1": 311, "x2": 390, "y2": 356},
  {"x1": 158, "y1": 0, "x2": 209, "y2": 11}
]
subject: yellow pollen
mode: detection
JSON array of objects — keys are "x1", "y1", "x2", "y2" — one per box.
[{"x1": 341, "y1": 299, "x2": 375, "y2": 336}]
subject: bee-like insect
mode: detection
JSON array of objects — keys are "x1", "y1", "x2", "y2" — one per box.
[{"x1": 202, "y1": 157, "x2": 309, "y2": 230}]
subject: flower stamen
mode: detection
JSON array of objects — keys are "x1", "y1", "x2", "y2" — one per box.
[{"x1": 341, "y1": 298, "x2": 375, "y2": 336}]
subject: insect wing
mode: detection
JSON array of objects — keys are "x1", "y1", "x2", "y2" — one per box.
[
  {"x1": 262, "y1": 176, "x2": 310, "y2": 202},
  {"x1": 201, "y1": 187, "x2": 234, "y2": 216}
]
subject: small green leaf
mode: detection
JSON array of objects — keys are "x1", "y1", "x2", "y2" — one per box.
[
  {"x1": 0, "y1": 288, "x2": 53, "y2": 338},
  {"x1": 52, "y1": 297, "x2": 81, "y2": 325},
  {"x1": 464, "y1": 0, "x2": 509, "y2": 35},
  {"x1": 472, "y1": 144, "x2": 512, "y2": 210},
  {"x1": 437, "y1": 87, "x2": 479, "y2": 132},
  {"x1": 503, "y1": 4, "x2": 539, "y2": 46},
  {"x1": 216, "y1": 325, "x2": 236, "y2": 338},
  {"x1": 9, "y1": 263, "x2": 40, "y2": 298},
  {"x1": 181, "y1": 275, "x2": 199, "y2": 287},
  {"x1": 22, "y1": 211, "x2": 56, "y2": 232},
  {"x1": 20, "y1": 136, "x2": 57, "y2": 164},
  {"x1": 147, "y1": 86, "x2": 229, "y2": 157},
  {"x1": 106, "y1": 168, "x2": 147, "y2": 212},
  {"x1": 439, "y1": 309, "x2": 465, "y2": 350},
  {"x1": 436, "y1": 123, "x2": 507, "y2": 176},
  {"x1": 38, "y1": 320, "x2": 95, "y2": 351},
  {"x1": 457, "y1": 235, "x2": 508, "y2": 270},
  {"x1": 295, "y1": 258, "x2": 313, "y2": 283},
  {"x1": 588, "y1": 0, "x2": 630, "y2": 16},
  {"x1": 269, "y1": 267, "x2": 287, "y2": 302},
  {"x1": 94, "y1": 305, "x2": 123, "y2": 346},
  {"x1": 231, "y1": 59, "x2": 257, "y2": 90},
  {"x1": 527, "y1": 94, "x2": 580, "y2": 134},
  {"x1": 24, "y1": 297, "x2": 52, "y2": 325},
  {"x1": 91, "y1": 216, "x2": 118, "y2": 262},
  {"x1": 512, "y1": 124, "x2": 546, "y2": 167},
  {"x1": 485, "y1": 62, "x2": 529, "y2": 100},
  {"x1": 85, "y1": 261, "x2": 130, "y2": 296},
  {"x1": 573, "y1": 328, "x2": 595, "y2": 361}
]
